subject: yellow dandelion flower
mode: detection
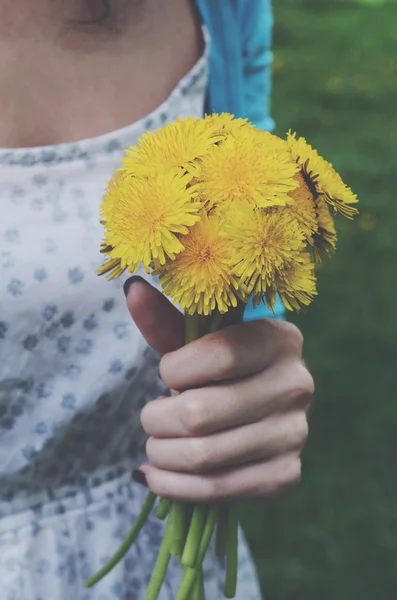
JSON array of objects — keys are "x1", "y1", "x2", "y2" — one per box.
[
  {"x1": 122, "y1": 117, "x2": 221, "y2": 176},
  {"x1": 287, "y1": 131, "x2": 358, "y2": 218},
  {"x1": 99, "y1": 170, "x2": 201, "y2": 277},
  {"x1": 197, "y1": 130, "x2": 299, "y2": 209},
  {"x1": 225, "y1": 202, "x2": 306, "y2": 297},
  {"x1": 97, "y1": 254, "x2": 127, "y2": 279},
  {"x1": 99, "y1": 170, "x2": 125, "y2": 222},
  {"x1": 254, "y1": 129, "x2": 287, "y2": 148},
  {"x1": 266, "y1": 252, "x2": 317, "y2": 311},
  {"x1": 158, "y1": 213, "x2": 239, "y2": 315},
  {"x1": 287, "y1": 172, "x2": 319, "y2": 243},
  {"x1": 97, "y1": 173, "x2": 129, "y2": 279},
  {"x1": 312, "y1": 198, "x2": 337, "y2": 263},
  {"x1": 203, "y1": 112, "x2": 251, "y2": 137}
]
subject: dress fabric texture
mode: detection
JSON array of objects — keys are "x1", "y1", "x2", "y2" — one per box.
[{"x1": 0, "y1": 2, "x2": 278, "y2": 598}]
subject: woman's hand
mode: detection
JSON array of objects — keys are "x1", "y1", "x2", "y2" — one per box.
[{"x1": 125, "y1": 277, "x2": 314, "y2": 502}]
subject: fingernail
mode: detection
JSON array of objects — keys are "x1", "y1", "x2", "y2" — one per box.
[
  {"x1": 132, "y1": 468, "x2": 148, "y2": 487},
  {"x1": 123, "y1": 275, "x2": 149, "y2": 297}
]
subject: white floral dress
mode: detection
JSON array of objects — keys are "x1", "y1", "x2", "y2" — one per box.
[{"x1": 0, "y1": 30, "x2": 263, "y2": 600}]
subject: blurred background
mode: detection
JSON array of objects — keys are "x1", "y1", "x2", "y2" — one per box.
[{"x1": 240, "y1": 0, "x2": 397, "y2": 598}]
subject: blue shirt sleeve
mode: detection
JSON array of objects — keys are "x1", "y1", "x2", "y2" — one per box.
[
  {"x1": 243, "y1": 295, "x2": 285, "y2": 322},
  {"x1": 240, "y1": 0, "x2": 276, "y2": 132},
  {"x1": 240, "y1": 0, "x2": 285, "y2": 322}
]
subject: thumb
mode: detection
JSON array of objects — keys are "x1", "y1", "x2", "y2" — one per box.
[{"x1": 124, "y1": 276, "x2": 185, "y2": 356}]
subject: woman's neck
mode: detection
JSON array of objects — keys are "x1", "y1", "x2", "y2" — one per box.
[
  {"x1": 0, "y1": 0, "x2": 203, "y2": 148},
  {"x1": 0, "y1": 1, "x2": 145, "y2": 43}
]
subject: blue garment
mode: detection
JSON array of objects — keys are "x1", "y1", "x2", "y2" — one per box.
[{"x1": 197, "y1": 0, "x2": 285, "y2": 322}]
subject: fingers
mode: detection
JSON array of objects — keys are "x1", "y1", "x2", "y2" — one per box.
[
  {"x1": 138, "y1": 454, "x2": 301, "y2": 501},
  {"x1": 125, "y1": 276, "x2": 185, "y2": 355},
  {"x1": 160, "y1": 319, "x2": 304, "y2": 390},
  {"x1": 141, "y1": 361, "x2": 313, "y2": 437},
  {"x1": 145, "y1": 412, "x2": 308, "y2": 474}
]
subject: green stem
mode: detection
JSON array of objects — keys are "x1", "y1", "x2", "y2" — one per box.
[
  {"x1": 181, "y1": 504, "x2": 207, "y2": 567},
  {"x1": 185, "y1": 312, "x2": 200, "y2": 343},
  {"x1": 156, "y1": 497, "x2": 171, "y2": 520},
  {"x1": 208, "y1": 310, "x2": 223, "y2": 333},
  {"x1": 85, "y1": 491, "x2": 157, "y2": 588},
  {"x1": 191, "y1": 566, "x2": 205, "y2": 600},
  {"x1": 175, "y1": 505, "x2": 219, "y2": 600},
  {"x1": 198, "y1": 567, "x2": 206, "y2": 600},
  {"x1": 215, "y1": 503, "x2": 229, "y2": 557},
  {"x1": 144, "y1": 512, "x2": 174, "y2": 600},
  {"x1": 224, "y1": 504, "x2": 239, "y2": 598},
  {"x1": 180, "y1": 313, "x2": 214, "y2": 598},
  {"x1": 169, "y1": 501, "x2": 187, "y2": 556},
  {"x1": 196, "y1": 504, "x2": 219, "y2": 564}
]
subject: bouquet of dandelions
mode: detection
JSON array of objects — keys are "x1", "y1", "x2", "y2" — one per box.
[{"x1": 86, "y1": 113, "x2": 358, "y2": 599}]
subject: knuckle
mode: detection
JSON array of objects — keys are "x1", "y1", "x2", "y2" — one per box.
[
  {"x1": 188, "y1": 438, "x2": 214, "y2": 473},
  {"x1": 180, "y1": 394, "x2": 210, "y2": 435},
  {"x1": 145, "y1": 436, "x2": 156, "y2": 462},
  {"x1": 281, "y1": 321, "x2": 304, "y2": 355},
  {"x1": 203, "y1": 333, "x2": 239, "y2": 379},
  {"x1": 278, "y1": 457, "x2": 302, "y2": 493},
  {"x1": 291, "y1": 412, "x2": 309, "y2": 448},
  {"x1": 140, "y1": 404, "x2": 151, "y2": 434},
  {"x1": 289, "y1": 363, "x2": 315, "y2": 401}
]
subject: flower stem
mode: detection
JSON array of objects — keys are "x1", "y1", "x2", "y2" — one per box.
[
  {"x1": 198, "y1": 567, "x2": 206, "y2": 600},
  {"x1": 85, "y1": 491, "x2": 157, "y2": 588},
  {"x1": 224, "y1": 504, "x2": 239, "y2": 598},
  {"x1": 185, "y1": 312, "x2": 199, "y2": 343},
  {"x1": 181, "y1": 504, "x2": 207, "y2": 567},
  {"x1": 175, "y1": 505, "x2": 219, "y2": 600},
  {"x1": 208, "y1": 310, "x2": 223, "y2": 333},
  {"x1": 144, "y1": 512, "x2": 173, "y2": 600},
  {"x1": 191, "y1": 566, "x2": 205, "y2": 600},
  {"x1": 215, "y1": 503, "x2": 229, "y2": 557},
  {"x1": 169, "y1": 501, "x2": 187, "y2": 556},
  {"x1": 156, "y1": 498, "x2": 171, "y2": 520}
]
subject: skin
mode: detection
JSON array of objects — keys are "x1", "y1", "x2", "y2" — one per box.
[
  {"x1": 1, "y1": 0, "x2": 314, "y2": 502},
  {"x1": 0, "y1": 0, "x2": 203, "y2": 146},
  {"x1": 127, "y1": 280, "x2": 314, "y2": 502}
]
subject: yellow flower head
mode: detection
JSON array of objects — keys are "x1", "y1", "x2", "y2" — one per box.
[
  {"x1": 97, "y1": 173, "x2": 129, "y2": 279},
  {"x1": 197, "y1": 130, "x2": 299, "y2": 209},
  {"x1": 312, "y1": 198, "x2": 337, "y2": 263},
  {"x1": 287, "y1": 132, "x2": 358, "y2": 218},
  {"x1": 122, "y1": 117, "x2": 221, "y2": 176},
  {"x1": 158, "y1": 213, "x2": 239, "y2": 315},
  {"x1": 99, "y1": 170, "x2": 201, "y2": 277},
  {"x1": 97, "y1": 116, "x2": 354, "y2": 318},
  {"x1": 224, "y1": 202, "x2": 306, "y2": 298},
  {"x1": 287, "y1": 172, "x2": 319, "y2": 243},
  {"x1": 203, "y1": 112, "x2": 251, "y2": 137},
  {"x1": 267, "y1": 252, "x2": 317, "y2": 311}
]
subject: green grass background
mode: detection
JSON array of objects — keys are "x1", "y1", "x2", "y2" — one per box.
[{"x1": 240, "y1": 1, "x2": 397, "y2": 598}]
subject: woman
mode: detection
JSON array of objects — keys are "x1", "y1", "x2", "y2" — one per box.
[{"x1": 0, "y1": 1, "x2": 314, "y2": 598}]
